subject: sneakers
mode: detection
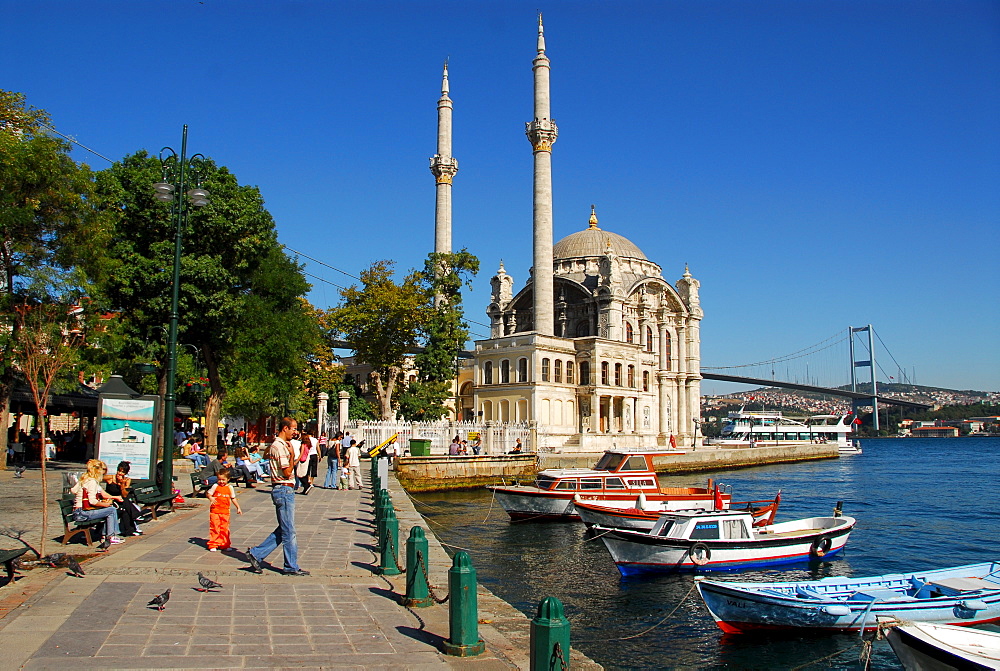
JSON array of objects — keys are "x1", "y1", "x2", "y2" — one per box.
[
  {"x1": 301, "y1": 484, "x2": 312, "y2": 495},
  {"x1": 109, "y1": 536, "x2": 125, "y2": 544},
  {"x1": 209, "y1": 547, "x2": 218, "y2": 552},
  {"x1": 246, "y1": 548, "x2": 263, "y2": 574},
  {"x1": 283, "y1": 569, "x2": 310, "y2": 576}
]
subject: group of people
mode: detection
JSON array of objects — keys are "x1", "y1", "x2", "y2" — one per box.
[{"x1": 69, "y1": 459, "x2": 148, "y2": 545}]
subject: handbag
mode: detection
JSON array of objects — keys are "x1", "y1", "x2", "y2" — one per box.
[{"x1": 295, "y1": 459, "x2": 310, "y2": 479}]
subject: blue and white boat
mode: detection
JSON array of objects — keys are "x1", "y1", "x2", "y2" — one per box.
[
  {"x1": 887, "y1": 622, "x2": 1000, "y2": 670},
  {"x1": 593, "y1": 507, "x2": 855, "y2": 575},
  {"x1": 695, "y1": 562, "x2": 1000, "y2": 634}
]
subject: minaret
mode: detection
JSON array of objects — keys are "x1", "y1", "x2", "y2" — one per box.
[
  {"x1": 430, "y1": 60, "x2": 458, "y2": 256},
  {"x1": 525, "y1": 14, "x2": 558, "y2": 335}
]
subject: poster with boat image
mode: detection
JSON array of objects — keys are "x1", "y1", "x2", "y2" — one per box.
[{"x1": 97, "y1": 397, "x2": 158, "y2": 479}]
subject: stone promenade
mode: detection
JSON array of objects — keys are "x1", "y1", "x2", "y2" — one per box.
[{"x1": 0, "y1": 465, "x2": 600, "y2": 670}]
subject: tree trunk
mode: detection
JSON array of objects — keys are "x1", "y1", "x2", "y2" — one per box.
[
  {"x1": 202, "y1": 344, "x2": 226, "y2": 453},
  {"x1": 38, "y1": 414, "x2": 49, "y2": 558},
  {"x1": 372, "y1": 367, "x2": 400, "y2": 420}
]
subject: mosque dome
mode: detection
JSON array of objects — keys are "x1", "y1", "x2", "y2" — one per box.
[{"x1": 553, "y1": 206, "x2": 647, "y2": 261}]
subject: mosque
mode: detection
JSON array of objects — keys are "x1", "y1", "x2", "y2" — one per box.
[{"x1": 439, "y1": 18, "x2": 704, "y2": 451}]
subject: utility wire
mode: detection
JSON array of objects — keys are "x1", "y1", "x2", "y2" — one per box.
[
  {"x1": 281, "y1": 244, "x2": 361, "y2": 281},
  {"x1": 42, "y1": 123, "x2": 115, "y2": 164}
]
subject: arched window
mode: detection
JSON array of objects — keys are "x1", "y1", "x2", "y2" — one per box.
[
  {"x1": 500, "y1": 359, "x2": 510, "y2": 384},
  {"x1": 625, "y1": 322, "x2": 634, "y2": 343},
  {"x1": 646, "y1": 327, "x2": 654, "y2": 353},
  {"x1": 614, "y1": 363, "x2": 622, "y2": 386},
  {"x1": 554, "y1": 359, "x2": 562, "y2": 383},
  {"x1": 601, "y1": 361, "x2": 609, "y2": 386},
  {"x1": 483, "y1": 361, "x2": 493, "y2": 385},
  {"x1": 566, "y1": 361, "x2": 575, "y2": 384},
  {"x1": 643, "y1": 370, "x2": 649, "y2": 392},
  {"x1": 664, "y1": 332, "x2": 672, "y2": 370},
  {"x1": 579, "y1": 361, "x2": 590, "y2": 385},
  {"x1": 517, "y1": 357, "x2": 528, "y2": 382},
  {"x1": 541, "y1": 358, "x2": 550, "y2": 382},
  {"x1": 628, "y1": 365, "x2": 635, "y2": 388},
  {"x1": 576, "y1": 320, "x2": 590, "y2": 337}
]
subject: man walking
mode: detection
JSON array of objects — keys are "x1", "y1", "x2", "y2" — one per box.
[
  {"x1": 345, "y1": 439, "x2": 362, "y2": 490},
  {"x1": 246, "y1": 417, "x2": 309, "y2": 576}
]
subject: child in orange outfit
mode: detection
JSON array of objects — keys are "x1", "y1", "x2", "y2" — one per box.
[{"x1": 207, "y1": 469, "x2": 242, "y2": 551}]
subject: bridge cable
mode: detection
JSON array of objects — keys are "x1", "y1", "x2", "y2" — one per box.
[{"x1": 703, "y1": 331, "x2": 847, "y2": 370}]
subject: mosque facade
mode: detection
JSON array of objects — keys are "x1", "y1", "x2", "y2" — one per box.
[{"x1": 443, "y1": 18, "x2": 703, "y2": 450}]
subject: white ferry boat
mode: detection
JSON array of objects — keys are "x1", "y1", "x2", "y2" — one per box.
[{"x1": 706, "y1": 408, "x2": 856, "y2": 450}]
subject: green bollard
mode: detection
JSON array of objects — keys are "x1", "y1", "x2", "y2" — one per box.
[
  {"x1": 379, "y1": 508, "x2": 401, "y2": 575},
  {"x1": 530, "y1": 596, "x2": 571, "y2": 671},
  {"x1": 442, "y1": 551, "x2": 486, "y2": 657},
  {"x1": 403, "y1": 526, "x2": 433, "y2": 607},
  {"x1": 375, "y1": 492, "x2": 391, "y2": 546}
]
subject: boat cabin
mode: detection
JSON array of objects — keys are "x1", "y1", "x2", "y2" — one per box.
[
  {"x1": 533, "y1": 450, "x2": 676, "y2": 494},
  {"x1": 649, "y1": 510, "x2": 755, "y2": 540}
]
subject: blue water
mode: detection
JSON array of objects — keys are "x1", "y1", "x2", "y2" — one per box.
[
  {"x1": 100, "y1": 418, "x2": 153, "y2": 436},
  {"x1": 411, "y1": 438, "x2": 1000, "y2": 669}
]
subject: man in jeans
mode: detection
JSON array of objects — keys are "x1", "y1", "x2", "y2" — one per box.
[{"x1": 246, "y1": 417, "x2": 309, "y2": 576}]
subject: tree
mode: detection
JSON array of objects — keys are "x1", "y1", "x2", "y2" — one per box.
[
  {"x1": 331, "y1": 261, "x2": 428, "y2": 419},
  {"x1": 0, "y1": 90, "x2": 107, "y2": 469},
  {"x1": 399, "y1": 251, "x2": 479, "y2": 421},
  {"x1": 94, "y1": 152, "x2": 313, "y2": 448},
  {"x1": 12, "y1": 300, "x2": 89, "y2": 558}
]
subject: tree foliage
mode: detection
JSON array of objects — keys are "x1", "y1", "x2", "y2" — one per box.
[{"x1": 330, "y1": 261, "x2": 427, "y2": 419}]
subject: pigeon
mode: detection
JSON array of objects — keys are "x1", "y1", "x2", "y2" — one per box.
[
  {"x1": 67, "y1": 557, "x2": 85, "y2": 577},
  {"x1": 196, "y1": 572, "x2": 223, "y2": 592},
  {"x1": 42, "y1": 553, "x2": 66, "y2": 568},
  {"x1": 148, "y1": 589, "x2": 171, "y2": 611},
  {"x1": 13, "y1": 465, "x2": 26, "y2": 478},
  {"x1": 96, "y1": 536, "x2": 111, "y2": 552}
]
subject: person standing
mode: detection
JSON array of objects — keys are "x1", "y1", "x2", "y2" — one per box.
[
  {"x1": 246, "y1": 418, "x2": 309, "y2": 576},
  {"x1": 206, "y1": 469, "x2": 242, "y2": 551},
  {"x1": 323, "y1": 432, "x2": 342, "y2": 489},
  {"x1": 345, "y1": 439, "x2": 362, "y2": 490}
]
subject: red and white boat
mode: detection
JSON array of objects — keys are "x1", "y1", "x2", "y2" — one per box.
[
  {"x1": 575, "y1": 492, "x2": 782, "y2": 531},
  {"x1": 487, "y1": 449, "x2": 731, "y2": 521}
]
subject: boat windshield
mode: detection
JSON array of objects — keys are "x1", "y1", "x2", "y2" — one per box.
[
  {"x1": 594, "y1": 453, "x2": 625, "y2": 471},
  {"x1": 536, "y1": 475, "x2": 558, "y2": 490}
]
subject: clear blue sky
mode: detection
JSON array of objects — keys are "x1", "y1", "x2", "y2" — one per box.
[{"x1": 5, "y1": 1, "x2": 998, "y2": 393}]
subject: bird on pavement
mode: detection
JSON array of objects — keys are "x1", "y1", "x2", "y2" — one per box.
[
  {"x1": 148, "y1": 589, "x2": 171, "y2": 611},
  {"x1": 42, "y1": 553, "x2": 66, "y2": 568},
  {"x1": 13, "y1": 465, "x2": 26, "y2": 478},
  {"x1": 67, "y1": 557, "x2": 85, "y2": 577},
  {"x1": 96, "y1": 536, "x2": 112, "y2": 552},
  {"x1": 196, "y1": 572, "x2": 223, "y2": 592},
  {"x1": 4, "y1": 556, "x2": 22, "y2": 583}
]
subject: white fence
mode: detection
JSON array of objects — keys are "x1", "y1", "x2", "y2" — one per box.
[{"x1": 343, "y1": 420, "x2": 532, "y2": 456}]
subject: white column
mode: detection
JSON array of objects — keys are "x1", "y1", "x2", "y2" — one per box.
[
  {"x1": 338, "y1": 391, "x2": 350, "y2": 434},
  {"x1": 430, "y1": 62, "x2": 458, "y2": 257}
]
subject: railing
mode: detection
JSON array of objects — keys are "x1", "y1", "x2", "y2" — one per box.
[{"x1": 344, "y1": 420, "x2": 531, "y2": 456}]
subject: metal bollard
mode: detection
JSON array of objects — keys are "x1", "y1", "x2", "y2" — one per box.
[
  {"x1": 442, "y1": 551, "x2": 486, "y2": 657},
  {"x1": 375, "y1": 491, "x2": 391, "y2": 545},
  {"x1": 403, "y1": 526, "x2": 433, "y2": 607},
  {"x1": 379, "y1": 508, "x2": 401, "y2": 575},
  {"x1": 530, "y1": 596, "x2": 571, "y2": 671}
]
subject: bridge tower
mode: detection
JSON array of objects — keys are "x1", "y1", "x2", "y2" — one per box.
[{"x1": 849, "y1": 325, "x2": 879, "y2": 432}]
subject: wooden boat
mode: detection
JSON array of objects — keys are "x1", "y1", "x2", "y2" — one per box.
[
  {"x1": 486, "y1": 449, "x2": 731, "y2": 521},
  {"x1": 575, "y1": 492, "x2": 781, "y2": 531},
  {"x1": 594, "y1": 508, "x2": 855, "y2": 575},
  {"x1": 695, "y1": 562, "x2": 1000, "y2": 634},
  {"x1": 887, "y1": 622, "x2": 1000, "y2": 670}
]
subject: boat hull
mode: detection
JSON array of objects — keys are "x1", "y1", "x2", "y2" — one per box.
[
  {"x1": 576, "y1": 498, "x2": 779, "y2": 531},
  {"x1": 887, "y1": 623, "x2": 1000, "y2": 671},
  {"x1": 597, "y1": 516, "x2": 854, "y2": 574},
  {"x1": 696, "y1": 562, "x2": 1000, "y2": 634},
  {"x1": 489, "y1": 487, "x2": 725, "y2": 522}
]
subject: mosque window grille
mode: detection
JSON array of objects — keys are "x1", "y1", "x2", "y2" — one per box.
[
  {"x1": 579, "y1": 361, "x2": 590, "y2": 386},
  {"x1": 601, "y1": 362, "x2": 610, "y2": 386},
  {"x1": 541, "y1": 358, "x2": 550, "y2": 382},
  {"x1": 483, "y1": 361, "x2": 493, "y2": 385},
  {"x1": 517, "y1": 357, "x2": 528, "y2": 382},
  {"x1": 614, "y1": 363, "x2": 622, "y2": 387},
  {"x1": 628, "y1": 365, "x2": 635, "y2": 388},
  {"x1": 566, "y1": 361, "x2": 575, "y2": 384},
  {"x1": 643, "y1": 370, "x2": 650, "y2": 392},
  {"x1": 554, "y1": 359, "x2": 562, "y2": 383},
  {"x1": 500, "y1": 359, "x2": 511, "y2": 384}
]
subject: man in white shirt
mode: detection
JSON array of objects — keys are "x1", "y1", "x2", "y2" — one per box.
[
  {"x1": 246, "y1": 418, "x2": 309, "y2": 576},
  {"x1": 345, "y1": 439, "x2": 362, "y2": 490}
]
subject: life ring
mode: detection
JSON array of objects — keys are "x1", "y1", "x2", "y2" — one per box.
[
  {"x1": 689, "y1": 543, "x2": 711, "y2": 566},
  {"x1": 811, "y1": 536, "x2": 833, "y2": 558}
]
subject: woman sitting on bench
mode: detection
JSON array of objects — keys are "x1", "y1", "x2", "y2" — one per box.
[{"x1": 70, "y1": 459, "x2": 126, "y2": 545}]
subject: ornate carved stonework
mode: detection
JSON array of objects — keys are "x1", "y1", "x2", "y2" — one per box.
[
  {"x1": 525, "y1": 118, "x2": 559, "y2": 151},
  {"x1": 429, "y1": 155, "x2": 459, "y2": 184}
]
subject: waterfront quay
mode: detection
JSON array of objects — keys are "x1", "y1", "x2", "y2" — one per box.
[
  {"x1": 0, "y1": 465, "x2": 600, "y2": 669},
  {"x1": 396, "y1": 444, "x2": 839, "y2": 491}
]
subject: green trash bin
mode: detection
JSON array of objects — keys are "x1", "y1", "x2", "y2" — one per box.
[{"x1": 409, "y1": 438, "x2": 432, "y2": 456}]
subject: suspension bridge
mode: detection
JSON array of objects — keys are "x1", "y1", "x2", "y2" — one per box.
[{"x1": 701, "y1": 325, "x2": 931, "y2": 429}]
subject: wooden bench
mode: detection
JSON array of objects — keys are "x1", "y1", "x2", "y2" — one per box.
[
  {"x1": 58, "y1": 498, "x2": 103, "y2": 546},
  {"x1": 190, "y1": 472, "x2": 210, "y2": 497},
  {"x1": 1, "y1": 547, "x2": 29, "y2": 586},
  {"x1": 131, "y1": 485, "x2": 175, "y2": 520}
]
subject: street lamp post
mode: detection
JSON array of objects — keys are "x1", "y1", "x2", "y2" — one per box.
[{"x1": 154, "y1": 125, "x2": 208, "y2": 497}]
